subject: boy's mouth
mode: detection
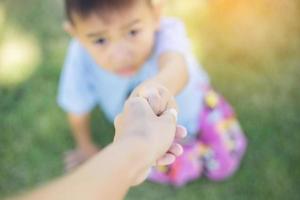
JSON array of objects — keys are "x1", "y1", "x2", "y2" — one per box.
[{"x1": 116, "y1": 67, "x2": 136, "y2": 76}]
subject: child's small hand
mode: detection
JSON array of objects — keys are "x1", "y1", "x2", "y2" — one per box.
[{"x1": 130, "y1": 80, "x2": 177, "y2": 115}]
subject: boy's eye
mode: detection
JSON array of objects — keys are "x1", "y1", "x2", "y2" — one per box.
[
  {"x1": 95, "y1": 38, "x2": 107, "y2": 45},
  {"x1": 129, "y1": 29, "x2": 140, "y2": 37}
]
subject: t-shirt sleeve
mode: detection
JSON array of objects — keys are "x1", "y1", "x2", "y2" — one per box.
[
  {"x1": 155, "y1": 18, "x2": 191, "y2": 56},
  {"x1": 57, "y1": 40, "x2": 97, "y2": 115}
]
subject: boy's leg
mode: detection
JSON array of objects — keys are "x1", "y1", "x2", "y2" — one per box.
[
  {"x1": 199, "y1": 89, "x2": 247, "y2": 181},
  {"x1": 65, "y1": 113, "x2": 100, "y2": 171},
  {"x1": 148, "y1": 139, "x2": 204, "y2": 187}
]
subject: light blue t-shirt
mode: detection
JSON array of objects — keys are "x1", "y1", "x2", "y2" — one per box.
[{"x1": 57, "y1": 18, "x2": 209, "y2": 135}]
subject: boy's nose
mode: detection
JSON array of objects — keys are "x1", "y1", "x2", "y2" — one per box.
[{"x1": 110, "y1": 43, "x2": 132, "y2": 67}]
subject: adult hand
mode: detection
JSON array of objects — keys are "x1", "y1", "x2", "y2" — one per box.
[{"x1": 114, "y1": 97, "x2": 186, "y2": 185}]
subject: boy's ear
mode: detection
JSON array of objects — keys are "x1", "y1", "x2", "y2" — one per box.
[{"x1": 63, "y1": 21, "x2": 76, "y2": 37}]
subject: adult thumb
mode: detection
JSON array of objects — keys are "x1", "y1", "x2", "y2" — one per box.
[{"x1": 159, "y1": 108, "x2": 178, "y2": 124}]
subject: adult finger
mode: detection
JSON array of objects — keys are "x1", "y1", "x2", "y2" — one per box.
[
  {"x1": 159, "y1": 108, "x2": 178, "y2": 124},
  {"x1": 175, "y1": 125, "x2": 187, "y2": 140},
  {"x1": 168, "y1": 143, "x2": 183, "y2": 157},
  {"x1": 156, "y1": 153, "x2": 176, "y2": 166}
]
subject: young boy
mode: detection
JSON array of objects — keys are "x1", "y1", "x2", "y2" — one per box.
[{"x1": 58, "y1": 0, "x2": 247, "y2": 185}]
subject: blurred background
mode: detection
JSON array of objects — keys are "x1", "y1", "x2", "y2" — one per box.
[{"x1": 0, "y1": 0, "x2": 299, "y2": 199}]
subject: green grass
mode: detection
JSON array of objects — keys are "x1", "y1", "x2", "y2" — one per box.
[{"x1": 0, "y1": 0, "x2": 300, "y2": 199}]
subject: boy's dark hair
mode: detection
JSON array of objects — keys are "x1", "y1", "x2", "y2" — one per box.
[{"x1": 65, "y1": 0, "x2": 151, "y2": 24}]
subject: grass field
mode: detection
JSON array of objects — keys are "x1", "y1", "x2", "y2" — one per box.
[{"x1": 0, "y1": 0, "x2": 300, "y2": 199}]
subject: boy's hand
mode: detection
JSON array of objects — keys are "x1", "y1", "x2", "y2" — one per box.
[{"x1": 130, "y1": 80, "x2": 177, "y2": 115}]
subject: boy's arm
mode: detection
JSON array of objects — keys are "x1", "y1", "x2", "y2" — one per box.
[
  {"x1": 68, "y1": 113, "x2": 98, "y2": 153},
  {"x1": 130, "y1": 51, "x2": 188, "y2": 115},
  {"x1": 58, "y1": 41, "x2": 99, "y2": 165},
  {"x1": 130, "y1": 19, "x2": 190, "y2": 113},
  {"x1": 130, "y1": 52, "x2": 188, "y2": 115},
  {"x1": 151, "y1": 19, "x2": 191, "y2": 96},
  {"x1": 153, "y1": 51, "x2": 188, "y2": 96}
]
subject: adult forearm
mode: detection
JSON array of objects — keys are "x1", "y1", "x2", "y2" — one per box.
[{"x1": 14, "y1": 138, "x2": 150, "y2": 200}]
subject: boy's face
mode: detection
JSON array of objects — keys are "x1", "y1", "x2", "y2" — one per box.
[{"x1": 69, "y1": 1, "x2": 160, "y2": 77}]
